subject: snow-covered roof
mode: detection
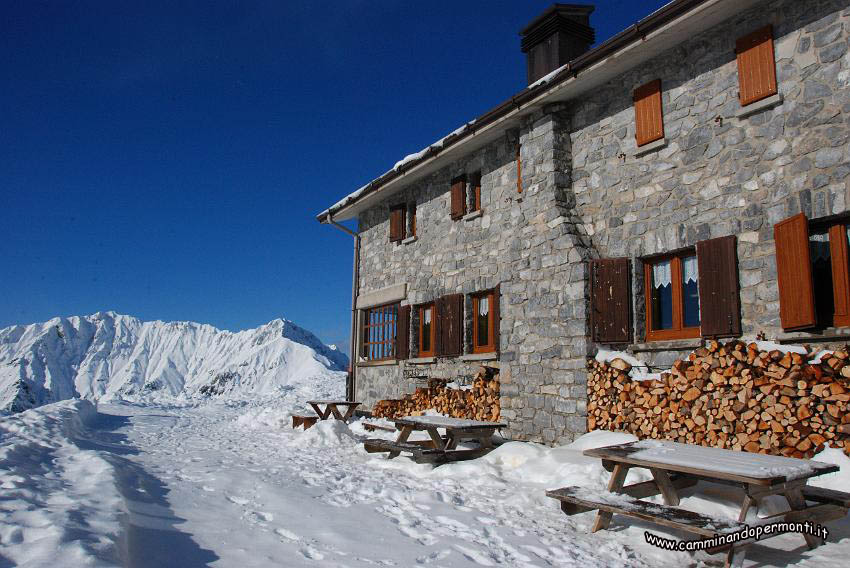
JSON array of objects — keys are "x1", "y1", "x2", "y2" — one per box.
[{"x1": 317, "y1": 0, "x2": 762, "y2": 223}]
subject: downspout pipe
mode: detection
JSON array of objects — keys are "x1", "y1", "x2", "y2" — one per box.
[{"x1": 327, "y1": 215, "x2": 360, "y2": 403}]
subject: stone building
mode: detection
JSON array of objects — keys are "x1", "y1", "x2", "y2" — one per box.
[{"x1": 318, "y1": 0, "x2": 850, "y2": 444}]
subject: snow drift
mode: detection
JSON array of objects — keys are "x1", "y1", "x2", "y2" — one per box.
[
  {"x1": 0, "y1": 312, "x2": 348, "y2": 414},
  {"x1": 0, "y1": 399, "x2": 124, "y2": 565}
]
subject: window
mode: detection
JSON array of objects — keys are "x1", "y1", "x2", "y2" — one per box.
[
  {"x1": 736, "y1": 25, "x2": 777, "y2": 106},
  {"x1": 775, "y1": 213, "x2": 850, "y2": 330},
  {"x1": 592, "y1": 238, "x2": 739, "y2": 345},
  {"x1": 472, "y1": 289, "x2": 498, "y2": 353},
  {"x1": 644, "y1": 252, "x2": 701, "y2": 341},
  {"x1": 361, "y1": 303, "x2": 398, "y2": 361},
  {"x1": 418, "y1": 303, "x2": 435, "y2": 357},
  {"x1": 634, "y1": 79, "x2": 663, "y2": 147},
  {"x1": 409, "y1": 203, "x2": 416, "y2": 237},
  {"x1": 389, "y1": 204, "x2": 406, "y2": 243},
  {"x1": 470, "y1": 172, "x2": 482, "y2": 212},
  {"x1": 450, "y1": 176, "x2": 466, "y2": 220}
]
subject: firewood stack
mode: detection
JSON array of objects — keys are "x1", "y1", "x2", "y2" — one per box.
[
  {"x1": 372, "y1": 366, "x2": 500, "y2": 422},
  {"x1": 588, "y1": 340, "x2": 850, "y2": 459}
]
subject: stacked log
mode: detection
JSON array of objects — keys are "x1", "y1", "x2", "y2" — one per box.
[
  {"x1": 588, "y1": 340, "x2": 850, "y2": 459},
  {"x1": 372, "y1": 366, "x2": 500, "y2": 422}
]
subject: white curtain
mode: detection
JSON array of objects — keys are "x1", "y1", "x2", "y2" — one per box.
[
  {"x1": 810, "y1": 231, "x2": 831, "y2": 262},
  {"x1": 682, "y1": 255, "x2": 698, "y2": 284},
  {"x1": 424, "y1": 307, "x2": 431, "y2": 324},
  {"x1": 478, "y1": 297, "x2": 489, "y2": 316},
  {"x1": 652, "y1": 259, "x2": 672, "y2": 288}
]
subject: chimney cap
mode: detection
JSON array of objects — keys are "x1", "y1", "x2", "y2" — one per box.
[{"x1": 520, "y1": 4, "x2": 595, "y2": 36}]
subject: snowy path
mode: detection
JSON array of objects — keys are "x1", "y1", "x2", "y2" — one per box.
[
  {"x1": 3, "y1": 399, "x2": 849, "y2": 567},
  {"x1": 102, "y1": 401, "x2": 650, "y2": 568}
]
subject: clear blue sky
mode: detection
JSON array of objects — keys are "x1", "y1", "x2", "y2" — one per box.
[{"x1": 1, "y1": 0, "x2": 666, "y2": 351}]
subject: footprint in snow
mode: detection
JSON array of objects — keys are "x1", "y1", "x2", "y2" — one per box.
[
  {"x1": 416, "y1": 550, "x2": 451, "y2": 564},
  {"x1": 274, "y1": 528, "x2": 299, "y2": 541},
  {"x1": 434, "y1": 516, "x2": 469, "y2": 532},
  {"x1": 299, "y1": 545, "x2": 324, "y2": 560},
  {"x1": 247, "y1": 511, "x2": 274, "y2": 523},
  {"x1": 453, "y1": 545, "x2": 495, "y2": 566},
  {"x1": 201, "y1": 486, "x2": 215, "y2": 492},
  {"x1": 226, "y1": 495, "x2": 250, "y2": 505}
]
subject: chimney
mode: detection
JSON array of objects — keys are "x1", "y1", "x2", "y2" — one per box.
[{"x1": 520, "y1": 4, "x2": 595, "y2": 85}]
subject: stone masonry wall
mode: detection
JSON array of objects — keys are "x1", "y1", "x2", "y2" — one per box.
[
  {"x1": 351, "y1": 0, "x2": 850, "y2": 445},
  {"x1": 356, "y1": 106, "x2": 592, "y2": 444},
  {"x1": 571, "y1": 0, "x2": 850, "y2": 368}
]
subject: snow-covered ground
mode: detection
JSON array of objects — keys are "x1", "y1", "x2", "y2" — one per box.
[{"x1": 2, "y1": 376, "x2": 849, "y2": 567}]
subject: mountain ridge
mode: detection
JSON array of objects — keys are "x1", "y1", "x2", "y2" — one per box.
[{"x1": 0, "y1": 312, "x2": 348, "y2": 414}]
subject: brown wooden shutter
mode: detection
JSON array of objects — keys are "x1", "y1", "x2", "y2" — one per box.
[
  {"x1": 774, "y1": 213, "x2": 816, "y2": 330},
  {"x1": 397, "y1": 305, "x2": 410, "y2": 360},
  {"x1": 492, "y1": 284, "x2": 500, "y2": 353},
  {"x1": 589, "y1": 258, "x2": 632, "y2": 343},
  {"x1": 634, "y1": 79, "x2": 664, "y2": 147},
  {"x1": 440, "y1": 293, "x2": 463, "y2": 356},
  {"x1": 829, "y1": 224, "x2": 850, "y2": 327},
  {"x1": 389, "y1": 205, "x2": 405, "y2": 242},
  {"x1": 435, "y1": 294, "x2": 462, "y2": 357},
  {"x1": 434, "y1": 298, "x2": 444, "y2": 356},
  {"x1": 450, "y1": 177, "x2": 466, "y2": 220},
  {"x1": 696, "y1": 235, "x2": 741, "y2": 337},
  {"x1": 736, "y1": 25, "x2": 777, "y2": 106}
]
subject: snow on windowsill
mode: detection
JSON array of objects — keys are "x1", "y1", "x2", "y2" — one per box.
[
  {"x1": 459, "y1": 352, "x2": 497, "y2": 362},
  {"x1": 463, "y1": 210, "x2": 483, "y2": 221}
]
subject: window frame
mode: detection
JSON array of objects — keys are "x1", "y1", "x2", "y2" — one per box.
[
  {"x1": 417, "y1": 303, "x2": 436, "y2": 357},
  {"x1": 409, "y1": 202, "x2": 417, "y2": 237},
  {"x1": 472, "y1": 290, "x2": 496, "y2": 354},
  {"x1": 361, "y1": 302, "x2": 399, "y2": 361},
  {"x1": 643, "y1": 251, "x2": 701, "y2": 341}
]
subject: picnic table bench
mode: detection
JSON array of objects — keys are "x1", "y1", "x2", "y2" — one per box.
[
  {"x1": 364, "y1": 416, "x2": 505, "y2": 464},
  {"x1": 291, "y1": 400, "x2": 361, "y2": 430},
  {"x1": 546, "y1": 440, "x2": 849, "y2": 567}
]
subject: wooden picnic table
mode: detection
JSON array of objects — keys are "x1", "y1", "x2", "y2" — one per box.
[
  {"x1": 292, "y1": 400, "x2": 361, "y2": 429},
  {"x1": 306, "y1": 400, "x2": 362, "y2": 421},
  {"x1": 364, "y1": 416, "x2": 506, "y2": 464},
  {"x1": 547, "y1": 440, "x2": 849, "y2": 567}
]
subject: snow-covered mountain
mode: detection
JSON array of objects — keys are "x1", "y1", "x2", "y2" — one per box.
[{"x1": 0, "y1": 312, "x2": 348, "y2": 414}]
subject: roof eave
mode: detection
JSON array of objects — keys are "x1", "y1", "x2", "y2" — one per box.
[{"x1": 319, "y1": 0, "x2": 759, "y2": 223}]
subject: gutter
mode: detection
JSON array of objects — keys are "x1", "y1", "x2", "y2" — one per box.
[
  {"x1": 326, "y1": 215, "x2": 360, "y2": 402},
  {"x1": 316, "y1": 0, "x2": 712, "y2": 223}
]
